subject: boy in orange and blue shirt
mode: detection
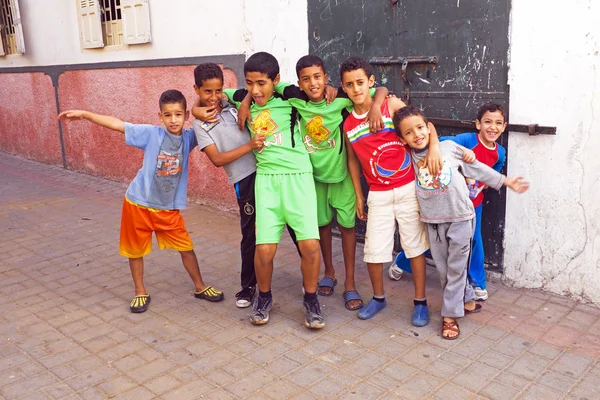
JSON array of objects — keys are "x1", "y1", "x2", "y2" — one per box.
[{"x1": 58, "y1": 90, "x2": 224, "y2": 313}]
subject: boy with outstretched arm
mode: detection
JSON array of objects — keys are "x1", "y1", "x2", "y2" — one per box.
[
  {"x1": 58, "y1": 90, "x2": 224, "y2": 313},
  {"x1": 190, "y1": 63, "x2": 266, "y2": 308},
  {"x1": 222, "y1": 52, "x2": 324, "y2": 329},
  {"x1": 394, "y1": 105, "x2": 529, "y2": 339},
  {"x1": 389, "y1": 103, "x2": 507, "y2": 301},
  {"x1": 340, "y1": 56, "x2": 442, "y2": 323},
  {"x1": 269, "y1": 55, "x2": 388, "y2": 311}
]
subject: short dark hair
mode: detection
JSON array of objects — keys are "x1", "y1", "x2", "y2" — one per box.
[
  {"x1": 244, "y1": 52, "x2": 279, "y2": 80},
  {"x1": 393, "y1": 105, "x2": 428, "y2": 136},
  {"x1": 296, "y1": 55, "x2": 325, "y2": 77},
  {"x1": 159, "y1": 89, "x2": 187, "y2": 111},
  {"x1": 477, "y1": 102, "x2": 505, "y2": 121},
  {"x1": 339, "y1": 56, "x2": 373, "y2": 82},
  {"x1": 194, "y1": 63, "x2": 224, "y2": 87}
]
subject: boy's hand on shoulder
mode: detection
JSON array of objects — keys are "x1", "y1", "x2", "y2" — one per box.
[
  {"x1": 325, "y1": 85, "x2": 338, "y2": 105},
  {"x1": 462, "y1": 148, "x2": 476, "y2": 163},
  {"x1": 194, "y1": 106, "x2": 218, "y2": 123},
  {"x1": 356, "y1": 197, "x2": 367, "y2": 221},
  {"x1": 425, "y1": 143, "x2": 443, "y2": 177},
  {"x1": 367, "y1": 105, "x2": 384, "y2": 133},
  {"x1": 249, "y1": 134, "x2": 266, "y2": 150},
  {"x1": 504, "y1": 176, "x2": 530, "y2": 193},
  {"x1": 57, "y1": 110, "x2": 86, "y2": 124}
]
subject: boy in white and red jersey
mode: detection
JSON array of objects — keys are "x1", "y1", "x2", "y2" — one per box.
[{"x1": 340, "y1": 56, "x2": 442, "y2": 322}]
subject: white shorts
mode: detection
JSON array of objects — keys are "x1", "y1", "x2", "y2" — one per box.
[{"x1": 363, "y1": 181, "x2": 429, "y2": 263}]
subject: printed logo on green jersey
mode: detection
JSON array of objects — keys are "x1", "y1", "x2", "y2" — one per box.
[
  {"x1": 252, "y1": 110, "x2": 282, "y2": 153},
  {"x1": 303, "y1": 115, "x2": 335, "y2": 154}
]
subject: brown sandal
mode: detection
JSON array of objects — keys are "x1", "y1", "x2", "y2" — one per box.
[{"x1": 442, "y1": 319, "x2": 460, "y2": 340}]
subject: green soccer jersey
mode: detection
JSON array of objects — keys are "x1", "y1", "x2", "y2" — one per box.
[
  {"x1": 274, "y1": 83, "x2": 374, "y2": 183},
  {"x1": 224, "y1": 89, "x2": 312, "y2": 175}
]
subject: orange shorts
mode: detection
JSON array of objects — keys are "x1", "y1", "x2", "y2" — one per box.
[{"x1": 119, "y1": 198, "x2": 194, "y2": 258}]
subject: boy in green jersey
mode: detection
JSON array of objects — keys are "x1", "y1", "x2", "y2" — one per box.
[
  {"x1": 269, "y1": 55, "x2": 388, "y2": 311},
  {"x1": 223, "y1": 52, "x2": 324, "y2": 329}
]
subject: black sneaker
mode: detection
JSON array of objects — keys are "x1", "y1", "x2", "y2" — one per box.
[
  {"x1": 249, "y1": 295, "x2": 272, "y2": 325},
  {"x1": 303, "y1": 297, "x2": 325, "y2": 329},
  {"x1": 235, "y1": 286, "x2": 255, "y2": 308}
]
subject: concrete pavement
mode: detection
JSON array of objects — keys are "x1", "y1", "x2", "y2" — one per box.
[{"x1": 1, "y1": 153, "x2": 599, "y2": 400}]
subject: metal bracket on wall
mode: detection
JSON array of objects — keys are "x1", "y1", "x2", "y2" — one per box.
[
  {"x1": 369, "y1": 56, "x2": 439, "y2": 102},
  {"x1": 428, "y1": 117, "x2": 557, "y2": 135}
]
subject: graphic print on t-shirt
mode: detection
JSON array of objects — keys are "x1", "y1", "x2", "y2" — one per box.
[
  {"x1": 303, "y1": 115, "x2": 334, "y2": 154},
  {"x1": 252, "y1": 110, "x2": 281, "y2": 153},
  {"x1": 156, "y1": 151, "x2": 182, "y2": 177},
  {"x1": 416, "y1": 158, "x2": 452, "y2": 192}
]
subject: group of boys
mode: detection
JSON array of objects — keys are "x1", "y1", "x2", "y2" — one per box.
[{"x1": 58, "y1": 51, "x2": 528, "y2": 339}]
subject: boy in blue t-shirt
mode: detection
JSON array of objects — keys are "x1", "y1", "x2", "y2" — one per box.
[{"x1": 58, "y1": 90, "x2": 224, "y2": 313}]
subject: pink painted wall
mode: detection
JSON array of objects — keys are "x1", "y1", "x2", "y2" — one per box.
[
  {"x1": 0, "y1": 73, "x2": 63, "y2": 165},
  {"x1": 57, "y1": 65, "x2": 239, "y2": 210}
]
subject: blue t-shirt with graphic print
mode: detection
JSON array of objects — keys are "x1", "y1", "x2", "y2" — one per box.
[{"x1": 124, "y1": 123, "x2": 198, "y2": 210}]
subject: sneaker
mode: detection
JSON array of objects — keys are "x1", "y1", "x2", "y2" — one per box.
[
  {"x1": 194, "y1": 286, "x2": 224, "y2": 302},
  {"x1": 412, "y1": 303, "x2": 430, "y2": 327},
  {"x1": 235, "y1": 286, "x2": 255, "y2": 308},
  {"x1": 249, "y1": 295, "x2": 272, "y2": 325},
  {"x1": 388, "y1": 263, "x2": 403, "y2": 281},
  {"x1": 303, "y1": 298, "x2": 325, "y2": 329},
  {"x1": 130, "y1": 294, "x2": 151, "y2": 313},
  {"x1": 474, "y1": 287, "x2": 489, "y2": 301}
]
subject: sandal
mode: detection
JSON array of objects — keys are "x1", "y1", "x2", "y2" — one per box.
[
  {"x1": 442, "y1": 319, "x2": 460, "y2": 340},
  {"x1": 194, "y1": 286, "x2": 224, "y2": 302},
  {"x1": 130, "y1": 294, "x2": 151, "y2": 313},
  {"x1": 317, "y1": 276, "x2": 337, "y2": 296},
  {"x1": 464, "y1": 303, "x2": 483, "y2": 314},
  {"x1": 343, "y1": 290, "x2": 364, "y2": 311}
]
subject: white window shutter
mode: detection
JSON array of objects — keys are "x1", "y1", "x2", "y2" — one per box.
[
  {"x1": 77, "y1": 0, "x2": 104, "y2": 49},
  {"x1": 0, "y1": 33, "x2": 5, "y2": 56},
  {"x1": 121, "y1": 0, "x2": 151, "y2": 45},
  {"x1": 9, "y1": 0, "x2": 25, "y2": 54}
]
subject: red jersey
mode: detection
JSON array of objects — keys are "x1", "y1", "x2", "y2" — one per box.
[{"x1": 343, "y1": 99, "x2": 414, "y2": 191}]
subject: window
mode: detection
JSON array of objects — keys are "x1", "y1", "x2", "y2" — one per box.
[
  {"x1": 0, "y1": 0, "x2": 25, "y2": 56},
  {"x1": 101, "y1": 0, "x2": 123, "y2": 46},
  {"x1": 76, "y1": 0, "x2": 151, "y2": 49}
]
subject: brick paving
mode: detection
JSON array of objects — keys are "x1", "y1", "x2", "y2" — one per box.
[{"x1": 1, "y1": 153, "x2": 599, "y2": 400}]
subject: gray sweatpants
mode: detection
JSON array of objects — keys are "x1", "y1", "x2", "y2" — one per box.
[{"x1": 426, "y1": 218, "x2": 476, "y2": 318}]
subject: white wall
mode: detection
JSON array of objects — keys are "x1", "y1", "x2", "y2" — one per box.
[
  {"x1": 0, "y1": 0, "x2": 308, "y2": 82},
  {"x1": 505, "y1": 0, "x2": 600, "y2": 303}
]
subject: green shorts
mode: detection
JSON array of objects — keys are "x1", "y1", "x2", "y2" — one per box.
[
  {"x1": 255, "y1": 173, "x2": 319, "y2": 244},
  {"x1": 314, "y1": 174, "x2": 356, "y2": 228}
]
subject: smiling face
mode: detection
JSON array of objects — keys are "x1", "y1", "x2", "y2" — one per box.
[
  {"x1": 297, "y1": 65, "x2": 328, "y2": 102},
  {"x1": 158, "y1": 102, "x2": 188, "y2": 136},
  {"x1": 194, "y1": 77, "x2": 224, "y2": 110},
  {"x1": 341, "y1": 68, "x2": 374, "y2": 106},
  {"x1": 398, "y1": 115, "x2": 431, "y2": 150},
  {"x1": 476, "y1": 110, "x2": 506, "y2": 147},
  {"x1": 245, "y1": 71, "x2": 279, "y2": 107}
]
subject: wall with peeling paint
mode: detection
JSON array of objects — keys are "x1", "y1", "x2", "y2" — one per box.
[
  {"x1": 0, "y1": 0, "x2": 308, "y2": 82},
  {"x1": 505, "y1": 0, "x2": 600, "y2": 303}
]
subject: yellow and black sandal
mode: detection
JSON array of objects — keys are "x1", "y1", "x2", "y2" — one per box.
[
  {"x1": 130, "y1": 294, "x2": 151, "y2": 313},
  {"x1": 194, "y1": 286, "x2": 224, "y2": 302}
]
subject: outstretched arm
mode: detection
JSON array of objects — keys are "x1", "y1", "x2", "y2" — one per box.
[{"x1": 57, "y1": 110, "x2": 125, "y2": 133}]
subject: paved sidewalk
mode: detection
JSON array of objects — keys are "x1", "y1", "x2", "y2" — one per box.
[{"x1": 1, "y1": 153, "x2": 599, "y2": 400}]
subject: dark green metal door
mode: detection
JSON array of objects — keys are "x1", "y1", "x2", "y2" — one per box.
[{"x1": 308, "y1": 0, "x2": 511, "y2": 270}]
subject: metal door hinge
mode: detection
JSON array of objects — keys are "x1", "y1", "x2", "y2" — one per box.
[
  {"x1": 369, "y1": 56, "x2": 439, "y2": 102},
  {"x1": 428, "y1": 118, "x2": 556, "y2": 136}
]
